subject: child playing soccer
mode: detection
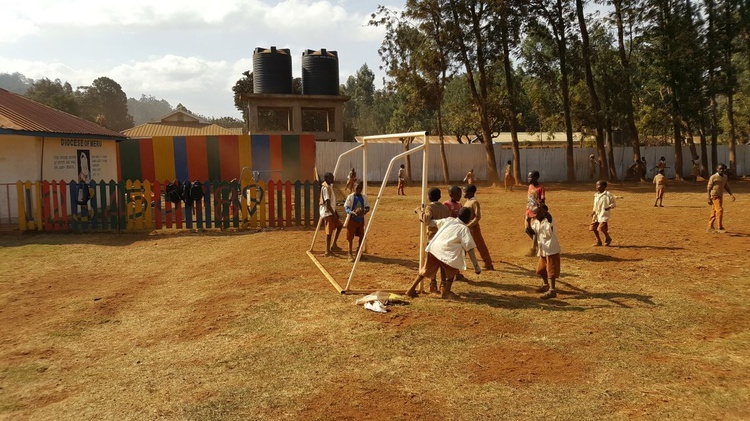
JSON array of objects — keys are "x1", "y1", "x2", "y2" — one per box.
[
  {"x1": 529, "y1": 205, "x2": 561, "y2": 299},
  {"x1": 653, "y1": 168, "x2": 666, "y2": 207},
  {"x1": 345, "y1": 168, "x2": 357, "y2": 193},
  {"x1": 463, "y1": 184, "x2": 493, "y2": 270},
  {"x1": 416, "y1": 187, "x2": 451, "y2": 293},
  {"x1": 406, "y1": 208, "x2": 481, "y2": 299},
  {"x1": 525, "y1": 171, "x2": 546, "y2": 255},
  {"x1": 706, "y1": 163, "x2": 736, "y2": 233},
  {"x1": 344, "y1": 181, "x2": 370, "y2": 262},
  {"x1": 463, "y1": 169, "x2": 476, "y2": 185},
  {"x1": 397, "y1": 164, "x2": 406, "y2": 195},
  {"x1": 320, "y1": 172, "x2": 342, "y2": 256},
  {"x1": 443, "y1": 185, "x2": 462, "y2": 217},
  {"x1": 591, "y1": 180, "x2": 616, "y2": 246}
]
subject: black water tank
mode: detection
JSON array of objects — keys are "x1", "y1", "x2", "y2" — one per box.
[
  {"x1": 253, "y1": 47, "x2": 293, "y2": 94},
  {"x1": 302, "y1": 49, "x2": 339, "y2": 95}
]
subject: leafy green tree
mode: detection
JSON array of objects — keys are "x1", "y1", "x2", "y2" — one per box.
[
  {"x1": 442, "y1": 0, "x2": 505, "y2": 184},
  {"x1": 528, "y1": 0, "x2": 578, "y2": 181},
  {"x1": 370, "y1": 3, "x2": 452, "y2": 181},
  {"x1": 210, "y1": 116, "x2": 244, "y2": 129},
  {"x1": 76, "y1": 77, "x2": 134, "y2": 131},
  {"x1": 232, "y1": 71, "x2": 253, "y2": 132},
  {"x1": 641, "y1": 0, "x2": 704, "y2": 179},
  {"x1": 607, "y1": 0, "x2": 646, "y2": 169},
  {"x1": 575, "y1": 0, "x2": 611, "y2": 180},
  {"x1": 26, "y1": 78, "x2": 79, "y2": 116}
]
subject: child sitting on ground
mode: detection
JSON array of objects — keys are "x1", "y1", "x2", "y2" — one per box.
[
  {"x1": 591, "y1": 180, "x2": 616, "y2": 246},
  {"x1": 529, "y1": 205, "x2": 561, "y2": 299},
  {"x1": 344, "y1": 181, "x2": 370, "y2": 262}
]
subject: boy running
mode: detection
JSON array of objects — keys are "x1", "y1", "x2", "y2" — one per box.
[
  {"x1": 591, "y1": 180, "x2": 616, "y2": 246},
  {"x1": 319, "y1": 172, "x2": 342, "y2": 256},
  {"x1": 344, "y1": 181, "x2": 370, "y2": 261},
  {"x1": 529, "y1": 205, "x2": 561, "y2": 299},
  {"x1": 463, "y1": 184, "x2": 494, "y2": 270},
  {"x1": 406, "y1": 208, "x2": 481, "y2": 299}
]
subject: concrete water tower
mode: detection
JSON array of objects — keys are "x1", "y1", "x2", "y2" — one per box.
[{"x1": 242, "y1": 47, "x2": 350, "y2": 142}]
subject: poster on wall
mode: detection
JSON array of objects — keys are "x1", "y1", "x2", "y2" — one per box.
[
  {"x1": 43, "y1": 138, "x2": 118, "y2": 182},
  {"x1": 77, "y1": 149, "x2": 91, "y2": 182}
]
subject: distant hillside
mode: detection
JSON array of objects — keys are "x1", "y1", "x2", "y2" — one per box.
[
  {"x1": 127, "y1": 95, "x2": 174, "y2": 126},
  {"x1": 0, "y1": 72, "x2": 33, "y2": 94}
]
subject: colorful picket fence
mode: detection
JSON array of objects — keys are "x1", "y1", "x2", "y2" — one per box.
[{"x1": 15, "y1": 179, "x2": 322, "y2": 232}]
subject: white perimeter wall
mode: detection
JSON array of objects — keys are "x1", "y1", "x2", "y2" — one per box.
[{"x1": 316, "y1": 142, "x2": 750, "y2": 183}]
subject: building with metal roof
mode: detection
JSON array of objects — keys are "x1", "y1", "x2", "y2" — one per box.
[
  {"x1": 0, "y1": 87, "x2": 125, "y2": 183},
  {"x1": 122, "y1": 110, "x2": 240, "y2": 138}
]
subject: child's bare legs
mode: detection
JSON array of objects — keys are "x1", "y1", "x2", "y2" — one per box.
[
  {"x1": 325, "y1": 227, "x2": 342, "y2": 256},
  {"x1": 406, "y1": 274, "x2": 425, "y2": 297},
  {"x1": 541, "y1": 277, "x2": 557, "y2": 299},
  {"x1": 593, "y1": 230, "x2": 603, "y2": 246},
  {"x1": 325, "y1": 234, "x2": 333, "y2": 256},
  {"x1": 536, "y1": 273, "x2": 550, "y2": 293},
  {"x1": 349, "y1": 236, "x2": 364, "y2": 262}
]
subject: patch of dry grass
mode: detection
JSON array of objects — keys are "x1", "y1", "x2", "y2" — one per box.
[{"x1": 1, "y1": 180, "x2": 749, "y2": 420}]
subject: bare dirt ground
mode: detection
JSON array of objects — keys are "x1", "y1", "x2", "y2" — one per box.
[{"x1": 1, "y1": 179, "x2": 749, "y2": 420}]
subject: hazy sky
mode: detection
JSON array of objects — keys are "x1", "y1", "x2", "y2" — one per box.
[{"x1": 1, "y1": 0, "x2": 398, "y2": 118}]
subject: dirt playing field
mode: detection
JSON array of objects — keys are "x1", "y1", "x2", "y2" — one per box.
[{"x1": 1, "y1": 179, "x2": 749, "y2": 420}]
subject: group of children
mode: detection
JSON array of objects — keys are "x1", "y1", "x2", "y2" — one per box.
[{"x1": 320, "y1": 160, "x2": 737, "y2": 301}]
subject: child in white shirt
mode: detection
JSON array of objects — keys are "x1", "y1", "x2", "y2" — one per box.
[
  {"x1": 530, "y1": 205, "x2": 561, "y2": 299},
  {"x1": 590, "y1": 180, "x2": 616, "y2": 246}
]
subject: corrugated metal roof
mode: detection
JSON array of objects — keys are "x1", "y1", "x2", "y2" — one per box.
[
  {"x1": 0, "y1": 88, "x2": 127, "y2": 139},
  {"x1": 122, "y1": 122, "x2": 239, "y2": 138}
]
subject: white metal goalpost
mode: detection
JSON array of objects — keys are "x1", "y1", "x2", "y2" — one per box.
[{"x1": 307, "y1": 131, "x2": 430, "y2": 294}]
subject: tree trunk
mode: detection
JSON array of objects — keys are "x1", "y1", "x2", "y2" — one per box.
[
  {"x1": 500, "y1": 23, "x2": 523, "y2": 185},
  {"x1": 576, "y1": 0, "x2": 609, "y2": 180},
  {"x1": 403, "y1": 139, "x2": 412, "y2": 182},
  {"x1": 447, "y1": 0, "x2": 499, "y2": 185},
  {"x1": 614, "y1": 0, "x2": 641, "y2": 167},
  {"x1": 727, "y1": 92, "x2": 737, "y2": 173},
  {"x1": 606, "y1": 120, "x2": 618, "y2": 181},
  {"x1": 699, "y1": 126, "x2": 709, "y2": 178},
  {"x1": 672, "y1": 119, "x2": 684, "y2": 180},
  {"x1": 553, "y1": 0, "x2": 576, "y2": 181},
  {"x1": 436, "y1": 108, "x2": 450, "y2": 183},
  {"x1": 686, "y1": 125, "x2": 698, "y2": 160}
]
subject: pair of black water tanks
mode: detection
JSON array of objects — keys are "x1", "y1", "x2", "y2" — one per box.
[{"x1": 253, "y1": 47, "x2": 339, "y2": 95}]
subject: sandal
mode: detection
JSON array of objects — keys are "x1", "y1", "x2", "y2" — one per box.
[
  {"x1": 540, "y1": 290, "x2": 557, "y2": 299},
  {"x1": 536, "y1": 284, "x2": 550, "y2": 293}
]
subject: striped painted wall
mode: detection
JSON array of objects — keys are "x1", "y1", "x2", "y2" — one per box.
[{"x1": 118, "y1": 134, "x2": 316, "y2": 182}]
